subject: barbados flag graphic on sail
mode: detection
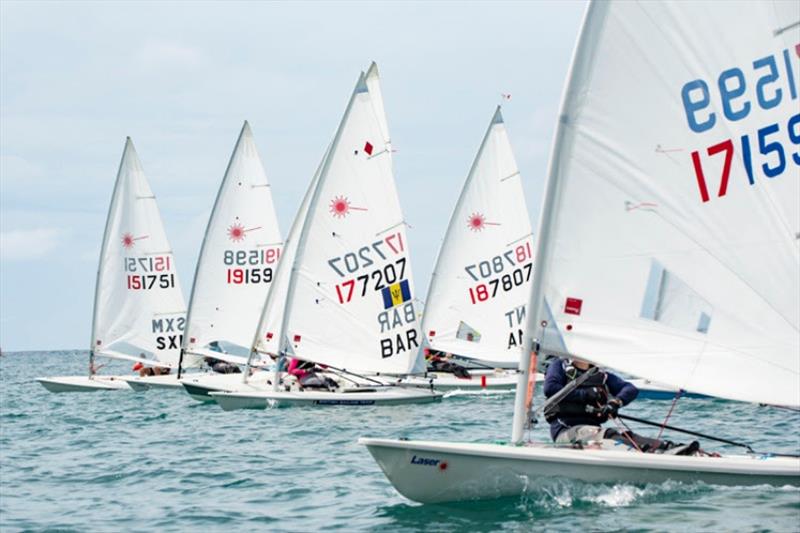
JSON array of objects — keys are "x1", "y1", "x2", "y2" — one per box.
[{"x1": 382, "y1": 279, "x2": 411, "y2": 309}]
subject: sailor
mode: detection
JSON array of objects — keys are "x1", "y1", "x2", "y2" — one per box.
[
  {"x1": 288, "y1": 358, "x2": 337, "y2": 390},
  {"x1": 203, "y1": 341, "x2": 241, "y2": 374},
  {"x1": 287, "y1": 358, "x2": 315, "y2": 380},
  {"x1": 425, "y1": 349, "x2": 471, "y2": 379},
  {"x1": 544, "y1": 356, "x2": 699, "y2": 455},
  {"x1": 132, "y1": 362, "x2": 170, "y2": 376}
]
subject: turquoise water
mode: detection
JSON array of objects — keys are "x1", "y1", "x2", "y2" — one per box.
[{"x1": 2, "y1": 351, "x2": 798, "y2": 532}]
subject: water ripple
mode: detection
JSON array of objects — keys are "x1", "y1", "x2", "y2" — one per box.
[{"x1": 1, "y1": 351, "x2": 799, "y2": 532}]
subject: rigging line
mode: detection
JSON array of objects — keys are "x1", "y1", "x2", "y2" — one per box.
[
  {"x1": 446, "y1": 354, "x2": 498, "y2": 371},
  {"x1": 761, "y1": 403, "x2": 800, "y2": 413},
  {"x1": 683, "y1": 331, "x2": 712, "y2": 404},
  {"x1": 621, "y1": 412, "x2": 800, "y2": 458},
  {"x1": 315, "y1": 362, "x2": 388, "y2": 386},
  {"x1": 617, "y1": 413, "x2": 755, "y2": 453},
  {"x1": 329, "y1": 370, "x2": 399, "y2": 389},
  {"x1": 611, "y1": 416, "x2": 644, "y2": 453},
  {"x1": 657, "y1": 390, "x2": 683, "y2": 440},
  {"x1": 322, "y1": 367, "x2": 362, "y2": 387}
]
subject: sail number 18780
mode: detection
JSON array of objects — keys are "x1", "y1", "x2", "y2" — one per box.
[
  {"x1": 464, "y1": 243, "x2": 531, "y2": 281},
  {"x1": 468, "y1": 263, "x2": 532, "y2": 304}
]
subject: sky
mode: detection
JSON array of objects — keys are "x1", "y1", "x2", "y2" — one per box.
[{"x1": 0, "y1": 0, "x2": 586, "y2": 351}]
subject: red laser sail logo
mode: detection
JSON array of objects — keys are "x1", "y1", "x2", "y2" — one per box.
[
  {"x1": 227, "y1": 221, "x2": 261, "y2": 242},
  {"x1": 122, "y1": 233, "x2": 148, "y2": 249},
  {"x1": 330, "y1": 196, "x2": 367, "y2": 218},
  {"x1": 468, "y1": 213, "x2": 486, "y2": 231},
  {"x1": 228, "y1": 223, "x2": 245, "y2": 242},
  {"x1": 467, "y1": 212, "x2": 500, "y2": 232}
]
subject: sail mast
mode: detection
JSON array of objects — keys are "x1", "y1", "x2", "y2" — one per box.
[
  {"x1": 270, "y1": 72, "x2": 369, "y2": 387},
  {"x1": 243, "y1": 146, "x2": 329, "y2": 382},
  {"x1": 88, "y1": 138, "x2": 133, "y2": 377},
  {"x1": 420, "y1": 106, "x2": 510, "y2": 358},
  {"x1": 178, "y1": 122, "x2": 254, "y2": 378},
  {"x1": 511, "y1": 2, "x2": 604, "y2": 444}
]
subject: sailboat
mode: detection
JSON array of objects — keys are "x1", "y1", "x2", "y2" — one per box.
[
  {"x1": 182, "y1": 145, "x2": 331, "y2": 402},
  {"x1": 126, "y1": 121, "x2": 283, "y2": 392},
  {"x1": 37, "y1": 138, "x2": 186, "y2": 392},
  {"x1": 211, "y1": 63, "x2": 441, "y2": 409},
  {"x1": 361, "y1": 0, "x2": 800, "y2": 502},
  {"x1": 179, "y1": 123, "x2": 303, "y2": 401},
  {"x1": 399, "y1": 106, "x2": 541, "y2": 391}
]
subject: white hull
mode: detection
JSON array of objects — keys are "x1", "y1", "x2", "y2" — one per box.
[
  {"x1": 180, "y1": 371, "x2": 276, "y2": 402},
  {"x1": 212, "y1": 386, "x2": 443, "y2": 410},
  {"x1": 36, "y1": 375, "x2": 133, "y2": 393},
  {"x1": 360, "y1": 438, "x2": 800, "y2": 503},
  {"x1": 121, "y1": 374, "x2": 191, "y2": 392},
  {"x1": 399, "y1": 371, "x2": 541, "y2": 391}
]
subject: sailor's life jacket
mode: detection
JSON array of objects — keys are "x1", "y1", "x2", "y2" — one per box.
[
  {"x1": 295, "y1": 360, "x2": 315, "y2": 372},
  {"x1": 542, "y1": 358, "x2": 639, "y2": 441},
  {"x1": 544, "y1": 361, "x2": 610, "y2": 424}
]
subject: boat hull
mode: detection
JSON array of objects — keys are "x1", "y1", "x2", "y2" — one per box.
[
  {"x1": 359, "y1": 438, "x2": 800, "y2": 503},
  {"x1": 121, "y1": 374, "x2": 189, "y2": 392},
  {"x1": 212, "y1": 387, "x2": 443, "y2": 410},
  {"x1": 180, "y1": 371, "x2": 276, "y2": 402},
  {"x1": 36, "y1": 375, "x2": 133, "y2": 393}
]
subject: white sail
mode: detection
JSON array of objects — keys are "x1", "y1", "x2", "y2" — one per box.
[
  {"x1": 251, "y1": 146, "x2": 329, "y2": 357},
  {"x1": 523, "y1": 0, "x2": 800, "y2": 410},
  {"x1": 365, "y1": 62, "x2": 391, "y2": 148},
  {"x1": 280, "y1": 66, "x2": 420, "y2": 374},
  {"x1": 182, "y1": 122, "x2": 282, "y2": 367},
  {"x1": 91, "y1": 138, "x2": 186, "y2": 367},
  {"x1": 421, "y1": 107, "x2": 534, "y2": 364}
]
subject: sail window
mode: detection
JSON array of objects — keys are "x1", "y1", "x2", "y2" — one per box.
[
  {"x1": 640, "y1": 260, "x2": 712, "y2": 334},
  {"x1": 456, "y1": 321, "x2": 482, "y2": 343}
]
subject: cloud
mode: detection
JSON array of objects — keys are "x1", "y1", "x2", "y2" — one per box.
[{"x1": 0, "y1": 228, "x2": 62, "y2": 261}]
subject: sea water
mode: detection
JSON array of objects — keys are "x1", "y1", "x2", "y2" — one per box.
[{"x1": 1, "y1": 350, "x2": 798, "y2": 532}]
